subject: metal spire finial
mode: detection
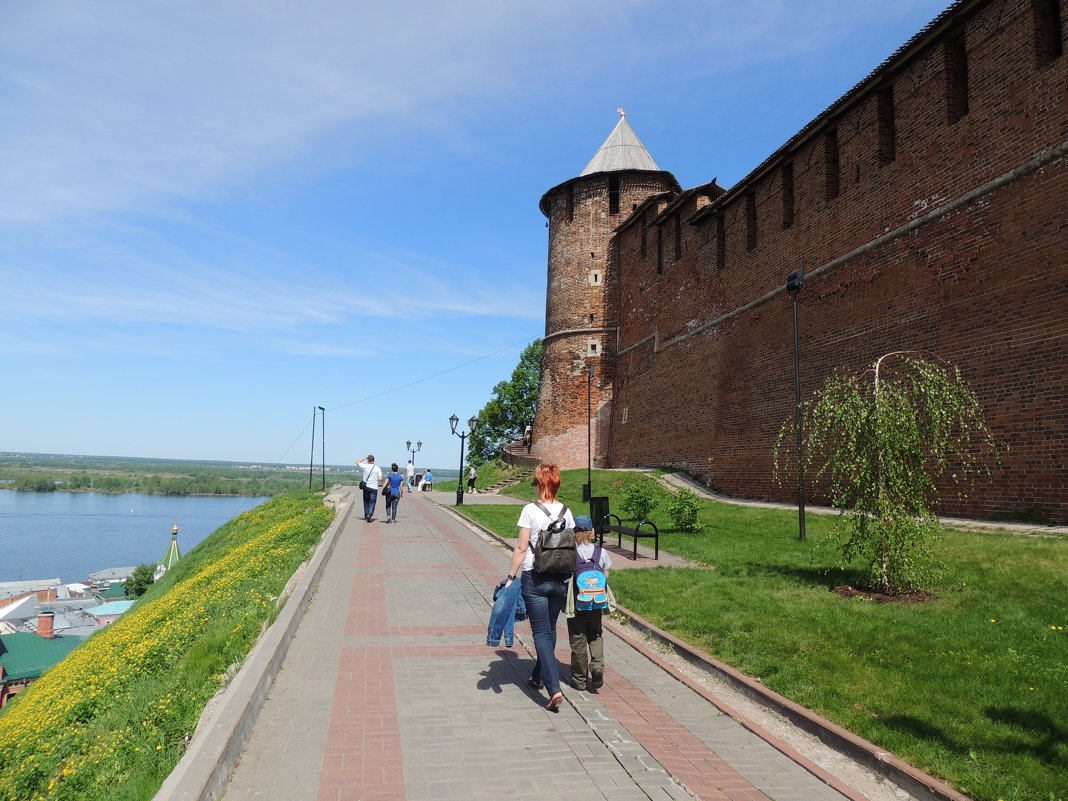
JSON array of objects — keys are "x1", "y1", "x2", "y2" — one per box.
[{"x1": 617, "y1": 107, "x2": 625, "y2": 118}]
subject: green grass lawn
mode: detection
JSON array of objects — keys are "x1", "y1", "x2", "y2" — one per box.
[{"x1": 458, "y1": 469, "x2": 1068, "y2": 801}]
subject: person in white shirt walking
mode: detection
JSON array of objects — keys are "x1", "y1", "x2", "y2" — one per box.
[
  {"x1": 405, "y1": 460, "x2": 415, "y2": 493},
  {"x1": 356, "y1": 455, "x2": 383, "y2": 522}
]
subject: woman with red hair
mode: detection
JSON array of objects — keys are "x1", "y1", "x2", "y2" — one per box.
[{"x1": 505, "y1": 464, "x2": 576, "y2": 711}]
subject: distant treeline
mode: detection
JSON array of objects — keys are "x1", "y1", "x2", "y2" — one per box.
[
  {"x1": 0, "y1": 453, "x2": 364, "y2": 497},
  {"x1": 7, "y1": 471, "x2": 301, "y2": 496}
]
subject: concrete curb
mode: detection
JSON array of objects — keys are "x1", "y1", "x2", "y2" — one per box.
[
  {"x1": 444, "y1": 501, "x2": 972, "y2": 801},
  {"x1": 152, "y1": 488, "x2": 357, "y2": 801}
]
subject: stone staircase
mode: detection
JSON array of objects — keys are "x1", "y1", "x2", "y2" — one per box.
[{"x1": 482, "y1": 468, "x2": 534, "y2": 495}]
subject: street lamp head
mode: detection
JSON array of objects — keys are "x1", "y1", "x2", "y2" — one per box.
[
  {"x1": 787, "y1": 268, "x2": 804, "y2": 295},
  {"x1": 449, "y1": 414, "x2": 459, "y2": 433},
  {"x1": 416, "y1": 441, "x2": 422, "y2": 450},
  {"x1": 406, "y1": 440, "x2": 411, "y2": 450},
  {"x1": 317, "y1": 405, "x2": 325, "y2": 411},
  {"x1": 467, "y1": 416, "x2": 478, "y2": 433}
]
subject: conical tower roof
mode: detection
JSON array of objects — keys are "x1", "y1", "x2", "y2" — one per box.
[{"x1": 579, "y1": 109, "x2": 660, "y2": 176}]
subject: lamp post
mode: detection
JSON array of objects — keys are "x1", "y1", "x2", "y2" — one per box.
[
  {"x1": 318, "y1": 406, "x2": 326, "y2": 490},
  {"x1": 786, "y1": 268, "x2": 806, "y2": 542},
  {"x1": 308, "y1": 406, "x2": 316, "y2": 490},
  {"x1": 449, "y1": 414, "x2": 477, "y2": 506},
  {"x1": 406, "y1": 439, "x2": 422, "y2": 493},
  {"x1": 583, "y1": 365, "x2": 594, "y2": 502}
]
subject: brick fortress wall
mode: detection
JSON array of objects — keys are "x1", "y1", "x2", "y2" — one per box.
[{"x1": 603, "y1": 0, "x2": 1067, "y2": 522}]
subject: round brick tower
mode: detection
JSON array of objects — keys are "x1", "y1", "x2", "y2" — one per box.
[{"x1": 531, "y1": 111, "x2": 679, "y2": 469}]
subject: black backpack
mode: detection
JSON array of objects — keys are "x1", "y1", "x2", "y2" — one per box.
[{"x1": 532, "y1": 502, "x2": 576, "y2": 575}]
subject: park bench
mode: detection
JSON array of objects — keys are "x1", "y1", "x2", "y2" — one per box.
[{"x1": 597, "y1": 513, "x2": 659, "y2": 561}]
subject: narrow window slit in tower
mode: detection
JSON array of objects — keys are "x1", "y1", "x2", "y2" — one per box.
[
  {"x1": 608, "y1": 175, "x2": 620, "y2": 215},
  {"x1": 944, "y1": 34, "x2": 969, "y2": 124},
  {"x1": 824, "y1": 129, "x2": 840, "y2": 200},
  {"x1": 781, "y1": 162, "x2": 795, "y2": 228},
  {"x1": 715, "y1": 213, "x2": 726, "y2": 270},
  {"x1": 746, "y1": 193, "x2": 757, "y2": 251},
  {"x1": 877, "y1": 86, "x2": 896, "y2": 165},
  {"x1": 1032, "y1": 0, "x2": 1063, "y2": 65}
]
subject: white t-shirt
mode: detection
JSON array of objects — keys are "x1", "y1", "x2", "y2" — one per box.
[
  {"x1": 361, "y1": 463, "x2": 382, "y2": 490},
  {"x1": 517, "y1": 501, "x2": 576, "y2": 573},
  {"x1": 405, "y1": 463, "x2": 415, "y2": 478}
]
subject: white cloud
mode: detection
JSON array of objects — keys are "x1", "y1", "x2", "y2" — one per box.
[{"x1": 0, "y1": 0, "x2": 949, "y2": 223}]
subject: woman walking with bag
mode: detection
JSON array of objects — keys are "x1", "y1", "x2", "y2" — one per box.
[
  {"x1": 384, "y1": 463, "x2": 404, "y2": 523},
  {"x1": 504, "y1": 464, "x2": 575, "y2": 711}
]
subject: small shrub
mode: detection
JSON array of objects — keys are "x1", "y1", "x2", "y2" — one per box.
[
  {"x1": 667, "y1": 489, "x2": 703, "y2": 533},
  {"x1": 621, "y1": 479, "x2": 659, "y2": 521}
]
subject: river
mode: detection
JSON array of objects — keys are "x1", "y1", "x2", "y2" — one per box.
[{"x1": 0, "y1": 490, "x2": 270, "y2": 585}]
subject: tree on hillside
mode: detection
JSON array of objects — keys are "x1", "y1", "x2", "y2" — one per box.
[
  {"x1": 124, "y1": 563, "x2": 156, "y2": 598},
  {"x1": 469, "y1": 339, "x2": 542, "y2": 464}
]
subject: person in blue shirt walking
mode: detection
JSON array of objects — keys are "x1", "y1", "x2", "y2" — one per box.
[{"x1": 384, "y1": 463, "x2": 405, "y2": 523}]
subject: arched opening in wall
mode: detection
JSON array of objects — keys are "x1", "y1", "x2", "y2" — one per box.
[{"x1": 587, "y1": 340, "x2": 599, "y2": 356}]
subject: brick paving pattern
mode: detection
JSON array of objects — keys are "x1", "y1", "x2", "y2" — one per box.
[{"x1": 222, "y1": 493, "x2": 862, "y2": 801}]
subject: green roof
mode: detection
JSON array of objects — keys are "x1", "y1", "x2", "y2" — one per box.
[
  {"x1": 96, "y1": 583, "x2": 127, "y2": 600},
  {"x1": 0, "y1": 632, "x2": 84, "y2": 682}
]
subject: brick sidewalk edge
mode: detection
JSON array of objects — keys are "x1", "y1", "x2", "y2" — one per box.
[
  {"x1": 444, "y1": 502, "x2": 973, "y2": 801},
  {"x1": 152, "y1": 488, "x2": 359, "y2": 801}
]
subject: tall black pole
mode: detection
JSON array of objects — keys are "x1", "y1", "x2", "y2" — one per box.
[
  {"x1": 318, "y1": 406, "x2": 326, "y2": 490},
  {"x1": 787, "y1": 269, "x2": 806, "y2": 541},
  {"x1": 456, "y1": 432, "x2": 466, "y2": 506},
  {"x1": 309, "y1": 406, "x2": 316, "y2": 490},
  {"x1": 584, "y1": 365, "x2": 593, "y2": 502}
]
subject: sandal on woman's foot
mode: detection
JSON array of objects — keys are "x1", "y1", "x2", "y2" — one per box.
[
  {"x1": 545, "y1": 693, "x2": 564, "y2": 712},
  {"x1": 526, "y1": 678, "x2": 542, "y2": 690}
]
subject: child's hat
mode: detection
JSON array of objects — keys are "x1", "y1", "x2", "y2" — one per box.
[{"x1": 574, "y1": 515, "x2": 593, "y2": 530}]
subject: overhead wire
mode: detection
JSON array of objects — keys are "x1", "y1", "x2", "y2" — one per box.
[{"x1": 270, "y1": 333, "x2": 540, "y2": 465}]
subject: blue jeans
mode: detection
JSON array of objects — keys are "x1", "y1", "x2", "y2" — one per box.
[
  {"x1": 386, "y1": 493, "x2": 399, "y2": 520},
  {"x1": 363, "y1": 488, "x2": 378, "y2": 519},
  {"x1": 521, "y1": 570, "x2": 568, "y2": 697}
]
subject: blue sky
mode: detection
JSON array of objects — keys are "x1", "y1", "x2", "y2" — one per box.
[{"x1": 1, "y1": 0, "x2": 952, "y2": 471}]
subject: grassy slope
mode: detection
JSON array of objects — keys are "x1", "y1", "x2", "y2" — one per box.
[
  {"x1": 458, "y1": 468, "x2": 1068, "y2": 801},
  {"x1": 0, "y1": 491, "x2": 334, "y2": 801}
]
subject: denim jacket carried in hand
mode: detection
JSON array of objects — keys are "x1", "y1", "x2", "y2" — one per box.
[{"x1": 486, "y1": 577, "x2": 527, "y2": 646}]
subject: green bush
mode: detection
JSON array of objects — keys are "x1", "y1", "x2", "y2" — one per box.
[
  {"x1": 666, "y1": 488, "x2": 703, "y2": 533},
  {"x1": 621, "y1": 479, "x2": 659, "y2": 521}
]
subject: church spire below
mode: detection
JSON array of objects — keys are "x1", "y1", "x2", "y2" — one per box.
[{"x1": 579, "y1": 110, "x2": 660, "y2": 177}]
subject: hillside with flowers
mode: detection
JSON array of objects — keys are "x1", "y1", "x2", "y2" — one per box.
[{"x1": 0, "y1": 491, "x2": 334, "y2": 801}]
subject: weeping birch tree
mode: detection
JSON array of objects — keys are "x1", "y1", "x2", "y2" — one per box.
[{"x1": 776, "y1": 352, "x2": 999, "y2": 593}]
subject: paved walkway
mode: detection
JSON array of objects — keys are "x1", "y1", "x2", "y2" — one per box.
[{"x1": 220, "y1": 490, "x2": 869, "y2": 801}]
